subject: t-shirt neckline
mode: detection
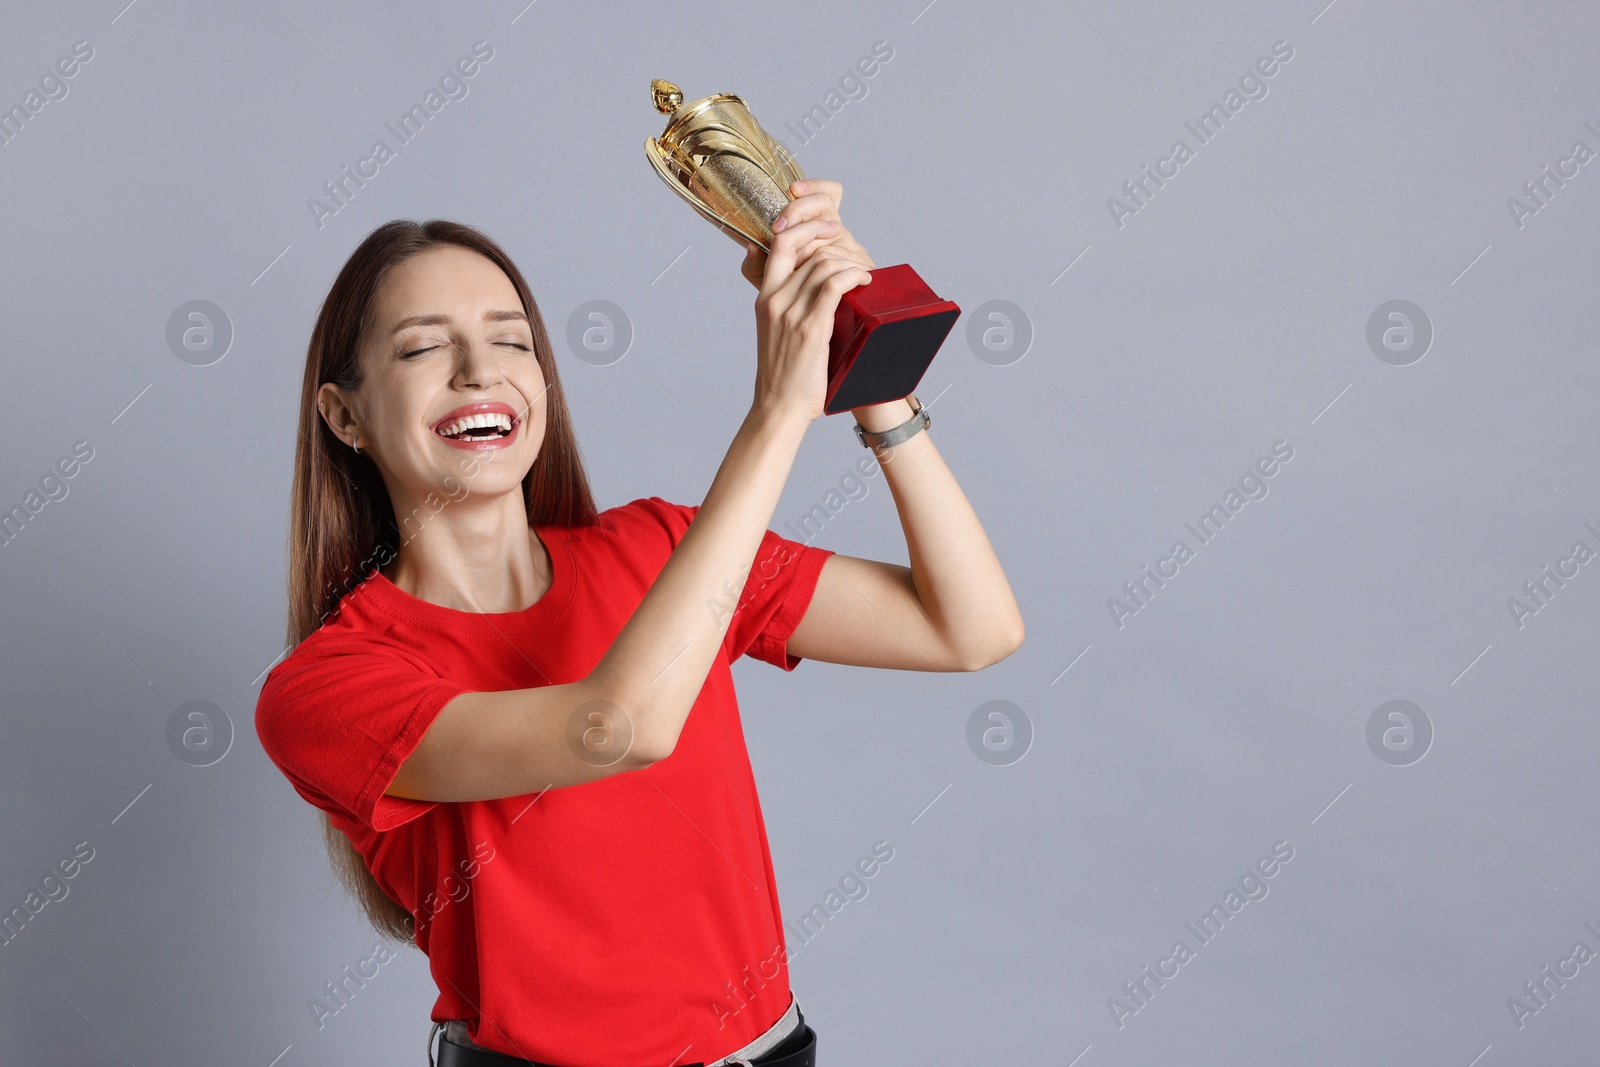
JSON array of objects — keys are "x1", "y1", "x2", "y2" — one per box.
[{"x1": 357, "y1": 524, "x2": 576, "y2": 636}]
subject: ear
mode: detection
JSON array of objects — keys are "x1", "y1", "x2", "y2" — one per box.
[{"x1": 316, "y1": 383, "x2": 360, "y2": 448}]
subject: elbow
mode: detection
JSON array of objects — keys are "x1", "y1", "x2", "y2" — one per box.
[
  {"x1": 582, "y1": 674, "x2": 677, "y2": 770},
  {"x1": 628, "y1": 727, "x2": 677, "y2": 768},
  {"x1": 620, "y1": 707, "x2": 678, "y2": 769},
  {"x1": 954, "y1": 616, "x2": 1025, "y2": 672}
]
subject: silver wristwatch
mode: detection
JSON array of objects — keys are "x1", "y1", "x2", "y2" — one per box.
[{"x1": 853, "y1": 395, "x2": 929, "y2": 450}]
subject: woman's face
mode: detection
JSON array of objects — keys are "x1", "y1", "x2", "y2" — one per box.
[{"x1": 320, "y1": 244, "x2": 548, "y2": 509}]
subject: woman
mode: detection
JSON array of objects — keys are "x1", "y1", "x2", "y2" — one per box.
[{"x1": 255, "y1": 179, "x2": 1024, "y2": 1067}]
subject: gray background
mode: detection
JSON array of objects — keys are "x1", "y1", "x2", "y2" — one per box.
[{"x1": 1, "y1": 0, "x2": 1597, "y2": 1063}]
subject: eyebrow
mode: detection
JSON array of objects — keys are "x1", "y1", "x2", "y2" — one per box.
[{"x1": 390, "y1": 309, "x2": 529, "y2": 334}]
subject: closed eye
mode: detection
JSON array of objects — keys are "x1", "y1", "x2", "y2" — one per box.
[{"x1": 400, "y1": 341, "x2": 529, "y2": 358}]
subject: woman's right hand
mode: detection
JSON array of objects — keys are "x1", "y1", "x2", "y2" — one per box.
[{"x1": 750, "y1": 217, "x2": 873, "y2": 425}]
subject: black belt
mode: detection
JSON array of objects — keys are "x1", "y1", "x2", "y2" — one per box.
[{"x1": 432, "y1": 1006, "x2": 815, "y2": 1067}]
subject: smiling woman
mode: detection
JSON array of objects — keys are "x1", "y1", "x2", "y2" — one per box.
[{"x1": 255, "y1": 197, "x2": 1020, "y2": 1066}]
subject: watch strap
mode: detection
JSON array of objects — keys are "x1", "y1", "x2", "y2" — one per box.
[{"x1": 854, "y1": 395, "x2": 929, "y2": 450}]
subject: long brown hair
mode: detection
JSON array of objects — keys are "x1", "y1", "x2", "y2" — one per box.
[{"x1": 284, "y1": 219, "x2": 598, "y2": 942}]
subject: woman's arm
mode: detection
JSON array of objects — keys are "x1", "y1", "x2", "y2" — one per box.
[
  {"x1": 744, "y1": 179, "x2": 1024, "y2": 674},
  {"x1": 785, "y1": 408, "x2": 1025, "y2": 673}
]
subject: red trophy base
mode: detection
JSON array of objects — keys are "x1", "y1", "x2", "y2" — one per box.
[{"x1": 823, "y1": 263, "x2": 960, "y2": 416}]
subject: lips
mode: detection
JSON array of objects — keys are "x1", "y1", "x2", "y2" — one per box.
[{"x1": 430, "y1": 400, "x2": 523, "y2": 450}]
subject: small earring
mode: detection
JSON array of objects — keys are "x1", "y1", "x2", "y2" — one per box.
[{"x1": 352, "y1": 434, "x2": 361, "y2": 455}]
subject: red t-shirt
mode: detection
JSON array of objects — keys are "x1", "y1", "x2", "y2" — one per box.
[{"x1": 254, "y1": 496, "x2": 834, "y2": 1066}]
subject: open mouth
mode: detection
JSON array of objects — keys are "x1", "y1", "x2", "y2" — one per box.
[{"x1": 434, "y1": 412, "x2": 516, "y2": 441}]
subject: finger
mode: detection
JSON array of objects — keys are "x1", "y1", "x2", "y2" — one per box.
[
  {"x1": 802, "y1": 253, "x2": 872, "y2": 296},
  {"x1": 773, "y1": 216, "x2": 840, "y2": 252},
  {"x1": 771, "y1": 186, "x2": 843, "y2": 234},
  {"x1": 788, "y1": 179, "x2": 844, "y2": 212},
  {"x1": 803, "y1": 228, "x2": 869, "y2": 265},
  {"x1": 759, "y1": 218, "x2": 841, "y2": 294},
  {"x1": 773, "y1": 192, "x2": 836, "y2": 231},
  {"x1": 776, "y1": 203, "x2": 868, "y2": 267},
  {"x1": 759, "y1": 238, "x2": 824, "y2": 313},
  {"x1": 795, "y1": 256, "x2": 873, "y2": 320},
  {"x1": 772, "y1": 217, "x2": 843, "y2": 275},
  {"x1": 795, "y1": 233, "x2": 874, "y2": 279},
  {"x1": 798, "y1": 265, "x2": 872, "y2": 334},
  {"x1": 768, "y1": 244, "x2": 850, "y2": 311},
  {"x1": 800, "y1": 244, "x2": 872, "y2": 273},
  {"x1": 741, "y1": 242, "x2": 767, "y2": 289}
]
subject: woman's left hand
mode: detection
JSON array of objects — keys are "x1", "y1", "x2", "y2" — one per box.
[{"x1": 742, "y1": 179, "x2": 875, "y2": 290}]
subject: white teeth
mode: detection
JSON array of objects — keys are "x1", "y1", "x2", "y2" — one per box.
[{"x1": 437, "y1": 412, "x2": 513, "y2": 438}]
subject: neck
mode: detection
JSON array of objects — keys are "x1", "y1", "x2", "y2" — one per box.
[{"x1": 380, "y1": 490, "x2": 550, "y2": 614}]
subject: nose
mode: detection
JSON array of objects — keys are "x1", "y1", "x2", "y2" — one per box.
[{"x1": 451, "y1": 337, "x2": 506, "y2": 390}]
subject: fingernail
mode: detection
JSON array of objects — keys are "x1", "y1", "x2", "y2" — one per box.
[
  {"x1": 793, "y1": 181, "x2": 807, "y2": 193},
  {"x1": 772, "y1": 217, "x2": 788, "y2": 232}
]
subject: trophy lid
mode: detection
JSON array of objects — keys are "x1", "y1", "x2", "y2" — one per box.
[{"x1": 649, "y1": 79, "x2": 753, "y2": 143}]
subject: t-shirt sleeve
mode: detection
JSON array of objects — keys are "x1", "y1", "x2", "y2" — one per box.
[
  {"x1": 626, "y1": 496, "x2": 835, "y2": 671},
  {"x1": 254, "y1": 632, "x2": 468, "y2": 831}
]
